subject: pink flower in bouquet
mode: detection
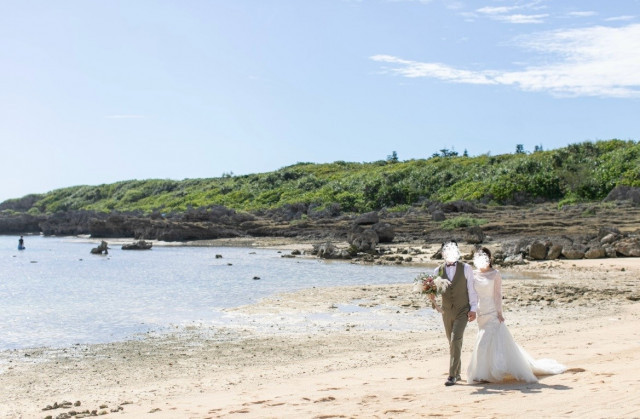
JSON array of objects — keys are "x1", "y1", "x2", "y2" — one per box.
[
  {"x1": 413, "y1": 273, "x2": 450, "y2": 312},
  {"x1": 413, "y1": 273, "x2": 449, "y2": 295}
]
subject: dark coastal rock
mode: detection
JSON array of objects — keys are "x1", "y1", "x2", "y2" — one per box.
[
  {"x1": 603, "y1": 186, "x2": 640, "y2": 204},
  {"x1": 598, "y1": 226, "x2": 621, "y2": 240},
  {"x1": 307, "y1": 203, "x2": 341, "y2": 219},
  {"x1": 604, "y1": 245, "x2": 618, "y2": 258},
  {"x1": 506, "y1": 238, "x2": 533, "y2": 256},
  {"x1": 153, "y1": 222, "x2": 242, "y2": 241},
  {"x1": 0, "y1": 213, "x2": 43, "y2": 234},
  {"x1": 431, "y1": 210, "x2": 446, "y2": 221},
  {"x1": 546, "y1": 244, "x2": 563, "y2": 260},
  {"x1": 347, "y1": 226, "x2": 379, "y2": 252},
  {"x1": 90, "y1": 241, "x2": 109, "y2": 255},
  {"x1": 585, "y1": 246, "x2": 606, "y2": 259},
  {"x1": 440, "y1": 200, "x2": 479, "y2": 213},
  {"x1": 528, "y1": 241, "x2": 548, "y2": 260},
  {"x1": 121, "y1": 240, "x2": 152, "y2": 250},
  {"x1": 266, "y1": 203, "x2": 309, "y2": 222},
  {"x1": 600, "y1": 233, "x2": 620, "y2": 244},
  {"x1": 562, "y1": 245, "x2": 585, "y2": 260},
  {"x1": 88, "y1": 215, "x2": 138, "y2": 238},
  {"x1": 503, "y1": 254, "x2": 525, "y2": 265},
  {"x1": 614, "y1": 238, "x2": 640, "y2": 257},
  {"x1": 40, "y1": 211, "x2": 106, "y2": 236},
  {"x1": 465, "y1": 227, "x2": 485, "y2": 244},
  {"x1": 312, "y1": 242, "x2": 351, "y2": 259},
  {"x1": 372, "y1": 222, "x2": 395, "y2": 243},
  {"x1": 354, "y1": 211, "x2": 379, "y2": 225},
  {"x1": 180, "y1": 205, "x2": 243, "y2": 222},
  {"x1": 491, "y1": 250, "x2": 506, "y2": 265}
]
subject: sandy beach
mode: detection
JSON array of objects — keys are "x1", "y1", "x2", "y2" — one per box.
[{"x1": 1, "y1": 252, "x2": 639, "y2": 418}]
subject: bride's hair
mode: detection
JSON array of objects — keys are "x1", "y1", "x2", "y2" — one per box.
[{"x1": 480, "y1": 247, "x2": 493, "y2": 267}]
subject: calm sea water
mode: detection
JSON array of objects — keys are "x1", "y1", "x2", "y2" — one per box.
[{"x1": 0, "y1": 235, "x2": 427, "y2": 350}]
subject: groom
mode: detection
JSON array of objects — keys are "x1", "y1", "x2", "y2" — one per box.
[{"x1": 429, "y1": 240, "x2": 478, "y2": 386}]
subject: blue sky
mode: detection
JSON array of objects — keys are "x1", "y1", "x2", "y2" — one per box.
[{"x1": 1, "y1": 0, "x2": 639, "y2": 202}]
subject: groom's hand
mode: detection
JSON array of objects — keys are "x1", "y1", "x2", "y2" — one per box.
[{"x1": 468, "y1": 311, "x2": 476, "y2": 322}]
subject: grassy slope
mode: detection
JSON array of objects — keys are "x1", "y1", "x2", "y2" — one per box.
[{"x1": 3, "y1": 139, "x2": 639, "y2": 215}]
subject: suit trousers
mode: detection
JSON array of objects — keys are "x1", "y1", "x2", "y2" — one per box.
[{"x1": 442, "y1": 306, "x2": 469, "y2": 378}]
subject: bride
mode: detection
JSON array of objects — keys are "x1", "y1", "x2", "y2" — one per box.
[{"x1": 466, "y1": 247, "x2": 566, "y2": 384}]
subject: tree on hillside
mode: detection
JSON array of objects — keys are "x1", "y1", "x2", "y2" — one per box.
[
  {"x1": 432, "y1": 148, "x2": 459, "y2": 158},
  {"x1": 387, "y1": 151, "x2": 399, "y2": 163},
  {"x1": 515, "y1": 144, "x2": 526, "y2": 154}
]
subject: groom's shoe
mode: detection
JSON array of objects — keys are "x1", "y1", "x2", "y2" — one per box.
[{"x1": 444, "y1": 376, "x2": 458, "y2": 386}]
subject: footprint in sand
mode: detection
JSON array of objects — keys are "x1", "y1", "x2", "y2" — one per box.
[
  {"x1": 393, "y1": 394, "x2": 415, "y2": 401},
  {"x1": 359, "y1": 395, "x2": 378, "y2": 405},
  {"x1": 242, "y1": 400, "x2": 271, "y2": 406},
  {"x1": 314, "y1": 396, "x2": 336, "y2": 403},
  {"x1": 229, "y1": 408, "x2": 250, "y2": 414}
]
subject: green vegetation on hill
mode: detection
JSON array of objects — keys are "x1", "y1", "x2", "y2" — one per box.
[{"x1": 2, "y1": 139, "x2": 639, "y2": 215}]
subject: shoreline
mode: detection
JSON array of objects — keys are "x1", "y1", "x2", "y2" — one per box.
[{"x1": 1, "y1": 255, "x2": 639, "y2": 417}]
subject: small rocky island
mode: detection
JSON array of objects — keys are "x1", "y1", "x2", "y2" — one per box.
[{"x1": 121, "y1": 240, "x2": 153, "y2": 250}]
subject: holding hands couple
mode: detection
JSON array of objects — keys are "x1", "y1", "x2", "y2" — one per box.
[{"x1": 429, "y1": 241, "x2": 566, "y2": 387}]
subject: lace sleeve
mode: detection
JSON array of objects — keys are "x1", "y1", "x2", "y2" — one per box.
[{"x1": 493, "y1": 270, "x2": 503, "y2": 315}]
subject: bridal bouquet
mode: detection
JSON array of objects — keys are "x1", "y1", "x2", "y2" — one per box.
[{"x1": 413, "y1": 273, "x2": 449, "y2": 313}]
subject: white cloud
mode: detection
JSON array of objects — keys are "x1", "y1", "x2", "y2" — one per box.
[
  {"x1": 476, "y1": 1, "x2": 549, "y2": 24},
  {"x1": 477, "y1": 6, "x2": 519, "y2": 15},
  {"x1": 494, "y1": 13, "x2": 548, "y2": 24},
  {"x1": 371, "y1": 55, "x2": 499, "y2": 84},
  {"x1": 568, "y1": 11, "x2": 597, "y2": 18},
  {"x1": 605, "y1": 15, "x2": 636, "y2": 22},
  {"x1": 371, "y1": 24, "x2": 640, "y2": 98}
]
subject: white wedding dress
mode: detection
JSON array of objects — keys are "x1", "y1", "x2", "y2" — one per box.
[{"x1": 466, "y1": 269, "x2": 566, "y2": 384}]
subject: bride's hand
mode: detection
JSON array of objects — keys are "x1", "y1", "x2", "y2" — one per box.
[{"x1": 498, "y1": 313, "x2": 505, "y2": 323}]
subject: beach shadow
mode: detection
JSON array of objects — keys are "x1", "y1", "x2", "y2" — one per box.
[{"x1": 467, "y1": 380, "x2": 572, "y2": 395}]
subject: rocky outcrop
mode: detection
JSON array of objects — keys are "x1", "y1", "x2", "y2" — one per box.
[
  {"x1": 584, "y1": 246, "x2": 606, "y2": 259},
  {"x1": 121, "y1": 240, "x2": 153, "y2": 250},
  {"x1": 546, "y1": 244, "x2": 563, "y2": 260},
  {"x1": 372, "y1": 222, "x2": 395, "y2": 243},
  {"x1": 345, "y1": 211, "x2": 396, "y2": 251},
  {"x1": 496, "y1": 228, "x2": 640, "y2": 264},
  {"x1": 311, "y1": 242, "x2": 351, "y2": 259},
  {"x1": 528, "y1": 241, "x2": 548, "y2": 260},
  {"x1": 431, "y1": 210, "x2": 446, "y2": 221},
  {"x1": 0, "y1": 213, "x2": 43, "y2": 234},
  {"x1": 354, "y1": 212, "x2": 379, "y2": 225},
  {"x1": 347, "y1": 226, "x2": 379, "y2": 252},
  {"x1": 604, "y1": 186, "x2": 640, "y2": 204},
  {"x1": 562, "y1": 246, "x2": 585, "y2": 259},
  {"x1": 40, "y1": 211, "x2": 108, "y2": 236},
  {"x1": 90, "y1": 241, "x2": 109, "y2": 255},
  {"x1": 614, "y1": 238, "x2": 640, "y2": 257},
  {"x1": 465, "y1": 227, "x2": 485, "y2": 244}
]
